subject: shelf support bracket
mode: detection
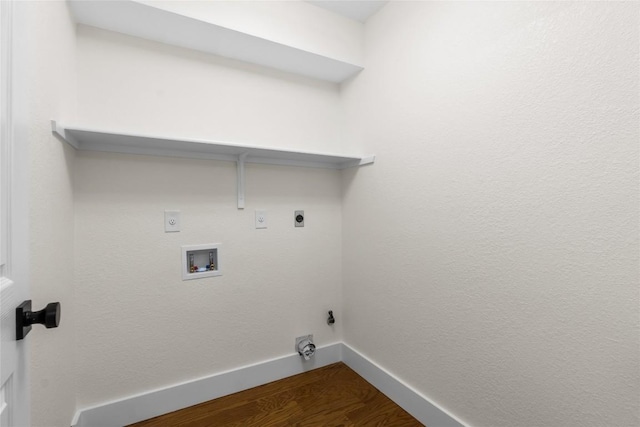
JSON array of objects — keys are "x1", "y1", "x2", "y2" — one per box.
[{"x1": 237, "y1": 153, "x2": 248, "y2": 209}]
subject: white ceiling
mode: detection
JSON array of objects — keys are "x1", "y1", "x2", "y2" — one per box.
[{"x1": 306, "y1": 1, "x2": 388, "y2": 23}]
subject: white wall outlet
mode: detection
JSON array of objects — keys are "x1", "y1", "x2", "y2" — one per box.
[
  {"x1": 294, "y1": 210, "x2": 304, "y2": 227},
  {"x1": 164, "y1": 210, "x2": 180, "y2": 232},
  {"x1": 255, "y1": 210, "x2": 267, "y2": 229}
]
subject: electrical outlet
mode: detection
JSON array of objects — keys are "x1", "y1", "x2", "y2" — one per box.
[
  {"x1": 255, "y1": 210, "x2": 267, "y2": 229},
  {"x1": 164, "y1": 210, "x2": 180, "y2": 232},
  {"x1": 294, "y1": 210, "x2": 304, "y2": 227}
]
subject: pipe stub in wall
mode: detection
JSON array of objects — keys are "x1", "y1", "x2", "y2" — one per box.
[{"x1": 297, "y1": 337, "x2": 316, "y2": 360}]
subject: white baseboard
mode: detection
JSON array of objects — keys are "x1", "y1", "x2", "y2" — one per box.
[
  {"x1": 341, "y1": 344, "x2": 465, "y2": 427},
  {"x1": 72, "y1": 342, "x2": 464, "y2": 427},
  {"x1": 71, "y1": 343, "x2": 342, "y2": 427}
]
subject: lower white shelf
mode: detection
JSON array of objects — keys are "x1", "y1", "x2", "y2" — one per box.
[
  {"x1": 51, "y1": 120, "x2": 375, "y2": 208},
  {"x1": 52, "y1": 121, "x2": 374, "y2": 169}
]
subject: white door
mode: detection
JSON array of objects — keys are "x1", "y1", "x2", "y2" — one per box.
[{"x1": 0, "y1": 0, "x2": 30, "y2": 425}]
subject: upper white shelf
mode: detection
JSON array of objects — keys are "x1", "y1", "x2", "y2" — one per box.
[
  {"x1": 68, "y1": 0, "x2": 364, "y2": 83},
  {"x1": 51, "y1": 121, "x2": 375, "y2": 170}
]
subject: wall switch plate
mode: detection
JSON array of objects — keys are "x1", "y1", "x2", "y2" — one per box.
[
  {"x1": 255, "y1": 210, "x2": 267, "y2": 229},
  {"x1": 164, "y1": 210, "x2": 180, "y2": 232},
  {"x1": 294, "y1": 210, "x2": 304, "y2": 227}
]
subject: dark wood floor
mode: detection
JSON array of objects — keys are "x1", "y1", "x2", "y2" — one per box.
[{"x1": 128, "y1": 362, "x2": 423, "y2": 426}]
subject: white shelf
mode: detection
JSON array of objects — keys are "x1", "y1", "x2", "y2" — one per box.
[
  {"x1": 52, "y1": 121, "x2": 375, "y2": 208},
  {"x1": 68, "y1": 0, "x2": 364, "y2": 83},
  {"x1": 51, "y1": 121, "x2": 374, "y2": 169}
]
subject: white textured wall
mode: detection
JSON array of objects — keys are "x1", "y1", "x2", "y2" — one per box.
[
  {"x1": 24, "y1": 1, "x2": 78, "y2": 426},
  {"x1": 341, "y1": 2, "x2": 639, "y2": 427},
  {"x1": 76, "y1": 25, "x2": 343, "y2": 153},
  {"x1": 74, "y1": 27, "x2": 343, "y2": 407}
]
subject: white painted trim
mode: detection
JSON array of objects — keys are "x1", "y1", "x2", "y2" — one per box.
[
  {"x1": 71, "y1": 343, "x2": 343, "y2": 427},
  {"x1": 0, "y1": 0, "x2": 13, "y2": 275},
  {"x1": 71, "y1": 342, "x2": 464, "y2": 427},
  {"x1": 1, "y1": 1, "x2": 31, "y2": 425},
  {"x1": 342, "y1": 344, "x2": 466, "y2": 427}
]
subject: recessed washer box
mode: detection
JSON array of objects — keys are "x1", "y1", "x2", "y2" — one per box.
[{"x1": 181, "y1": 244, "x2": 221, "y2": 281}]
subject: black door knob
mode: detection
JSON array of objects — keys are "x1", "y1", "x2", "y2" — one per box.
[{"x1": 16, "y1": 300, "x2": 61, "y2": 340}]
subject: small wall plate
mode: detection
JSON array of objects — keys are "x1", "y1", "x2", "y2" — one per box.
[
  {"x1": 294, "y1": 210, "x2": 304, "y2": 227},
  {"x1": 164, "y1": 210, "x2": 180, "y2": 232}
]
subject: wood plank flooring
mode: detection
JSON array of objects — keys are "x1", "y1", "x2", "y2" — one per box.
[{"x1": 128, "y1": 362, "x2": 424, "y2": 427}]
